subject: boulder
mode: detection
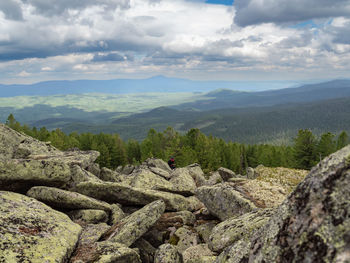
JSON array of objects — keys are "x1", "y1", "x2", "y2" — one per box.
[
  {"x1": 70, "y1": 165, "x2": 103, "y2": 189},
  {"x1": 132, "y1": 238, "x2": 157, "y2": 263},
  {"x1": 231, "y1": 145, "x2": 350, "y2": 262},
  {"x1": 109, "y1": 204, "x2": 125, "y2": 225},
  {"x1": 76, "y1": 181, "x2": 193, "y2": 211},
  {"x1": 154, "y1": 244, "x2": 182, "y2": 263},
  {"x1": 99, "y1": 167, "x2": 121, "y2": 182},
  {"x1": 121, "y1": 164, "x2": 135, "y2": 175},
  {"x1": 154, "y1": 211, "x2": 196, "y2": 231},
  {"x1": 86, "y1": 162, "x2": 101, "y2": 177},
  {"x1": 68, "y1": 209, "x2": 108, "y2": 224},
  {"x1": 27, "y1": 186, "x2": 111, "y2": 211},
  {"x1": 168, "y1": 168, "x2": 197, "y2": 196},
  {"x1": 77, "y1": 223, "x2": 110, "y2": 246},
  {"x1": 215, "y1": 240, "x2": 250, "y2": 263},
  {"x1": 205, "y1": 172, "x2": 223, "y2": 186},
  {"x1": 195, "y1": 184, "x2": 257, "y2": 221},
  {"x1": 172, "y1": 226, "x2": 201, "y2": 253},
  {"x1": 246, "y1": 167, "x2": 257, "y2": 179},
  {"x1": 129, "y1": 169, "x2": 174, "y2": 190},
  {"x1": 102, "y1": 200, "x2": 166, "y2": 247},
  {"x1": 0, "y1": 191, "x2": 81, "y2": 262},
  {"x1": 195, "y1": 222, "x2": 218, "y2": 244},
  {"x1": 208, "y1": 208, "x2": 273, "y2": 252},
  {"x1": 182, "y1": 244, "x2": 215, "y2": 263},
  {"x1": 146, "y1": 158, "x2": 172, "y2": 172},
  {"x1": 217, "y1": 167, "x2": 236, "y2": 181},
  {"x1": 186, "y1": 163, "x2": 207, "y2": 187},
  {"x1": 95, "y1": 242, "x2": 141, "y2": 263},
  {"x1": 149, "y1": 166, "x2": 171, "y2": 179}
]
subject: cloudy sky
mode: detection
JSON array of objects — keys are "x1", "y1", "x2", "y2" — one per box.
[{"x1": 1, "y1": 0, "x2": 350, "y2": 84}]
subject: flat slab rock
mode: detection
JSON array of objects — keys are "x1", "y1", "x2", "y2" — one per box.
[{"x1": 0, "y1": 191, "x2": 81, "y2": 263}]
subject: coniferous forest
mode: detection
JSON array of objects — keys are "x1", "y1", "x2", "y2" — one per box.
[{"x1": 5, "y1": 114, "x2": 349, "y2": 174}]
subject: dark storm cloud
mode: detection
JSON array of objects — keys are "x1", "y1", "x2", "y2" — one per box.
[
  {"x1": 0, "y1": 0, "x2": 23, "y2": 20},
  {"x1": 234, "y1": 0, "x2": 350, "y2": 27},
  {"x1": 21, "y1": 0, "x2": 130, "y2": 16}
]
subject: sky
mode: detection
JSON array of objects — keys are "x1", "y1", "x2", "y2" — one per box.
[{"x1": 0, "y1": 0, "x2": 350, "y2": 84}]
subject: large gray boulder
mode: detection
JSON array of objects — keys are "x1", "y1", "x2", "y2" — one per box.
[
  {"x1": 76, "y1": 181, "x2": 193, "y2": 211},
  {"x1": 154, "y1": 244, "x2": 182, "y2": 263},
  {"x1": 195, "y1": 183, "x2": 257, "y2": 221},
  {"x1": 0, "y1": 191, "x2": 81, "y2": 262},
  {"x1": 168, "y1": 168, "x2": 197, "y2": 196},
  {"x1": 145, "y1": 158, "x2": 172, "y2": 172},
  {"x1": 186, "y1": 163, "x2": 207, "y2": 187},
  {"x1": 27, "y1": 186, "x2": 111, "y2": 211},
  {"x1": 217, "y1": 167, "x2": 236, "y2": 181},
  {"x1": 208, "y1": 209, "x2": 273, "y2": 252},
  {"x1": 103, "y1": 200, "x2": 165, "y2": 247},
  {"x1": 219, "y1": 145, "x2": 350, "y2": 262}
]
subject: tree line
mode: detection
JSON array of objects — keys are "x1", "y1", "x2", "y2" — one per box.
[{"x1": 5, "y1": 114, "x2": 349, "y2": 173}]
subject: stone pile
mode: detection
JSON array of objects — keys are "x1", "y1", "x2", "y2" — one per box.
[{"x1": 1, "y1": 123, "x2": 349, "y2": 262}]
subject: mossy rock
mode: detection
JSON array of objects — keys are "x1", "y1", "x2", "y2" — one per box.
[
  {"x1": 68, "y1": 209, "x2": 108, "y2": 224},
  {"x1": 154, "y1": 244, "x2": 182, "y2": 263},
  {"x1": 0, "y1": 191, "x2": 81, "y2": 263}
]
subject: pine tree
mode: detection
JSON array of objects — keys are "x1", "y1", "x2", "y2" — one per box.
[
  {"x1": 293, "y1": 129, "x2": 317, "y2": 169},
  {"x1": 336, "y1": 131, "x2": 349, "y2": 150}
]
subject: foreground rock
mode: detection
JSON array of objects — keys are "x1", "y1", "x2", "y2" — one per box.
[
  {"x1": 76, "y1": 181, "x2": 193, "y2": 211},
  {"x1": 27, "y1": 186, "x2": 112, "y2": 211},
  {"x1": 196, "y1": 183, "x2": 257, "y2": 221},
  {"x1": 102, "y1": 200, "x2": 166, "y2": 247},
  {"x1": 209, "y1": 209, "x2": 273, "y2": 252},
  {"x1": 220, "y1": 145, "x2": 350, "y2": 262},
  {"x1": 154, "y1": 244, "x2": 182, "y2": 263},
  {"x1": 0, "y1": 191, "x2": 81, "y2": 262}
]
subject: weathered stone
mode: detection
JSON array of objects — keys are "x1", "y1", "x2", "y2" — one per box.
[
  {"x1": 122, "y1": 164, "x2": 135, "y2": 175},
  {"x1": 186, "y1": 196, "x2": 205, "y2": 211},
  {"x1": 69, "y1": 165, "x2": 103, "y2": 189},
  {"x1": 149, "y1": 166, "x2": 172, "y2": 179},
  {"x1": 78, "y1": 223, "x2": 110, "y2": 246},
  {"x1": 217, "y1": 167, "x2": 236, "y2": 181},
  {"x1": 246, "y1": 167, "x2": 257, "y2": 179},
  {"x1": 99, "y1": 167, "x2": 121, "y2": 182},
  {"x1": 130, "y1": 169, "x2": 174, "y2": 190},
  {"x1": 95, "y1": 242, "x2": 141, "y2": 263},
  {"x1": 168, "y1": 168, "x2": 197, "y2": 196},
  {"x1": 208, "y1": 209, "x2": 273, "y2": 252},
  {"x1": 146, "y1": 158, "x2": 172, "y2": 172},
  {"x1": 154, "y1": 211, "x2": 196, "y2": 231},
  {"x1": 86, "y1": 162, "x2": 101, "y2": 177},
  {"x1": 103, "y1": 200, "x2": 165, "y2": 247},
  {"x1": 182, "y1": 244, "x2": 215, "y2": 263},
  {"x1": 215, "y1": 240, "x2": 250, "y2": 263},
  {"x1": 133, "y1": 238, "x2": 157, "y2": 263},
  {"x1": 240, "y1": 145, "x2": 350, "y2": 262},
  {"x1": 154, "y1": 244, "x2": 182, "y2": 263},
  {"x1": 68, "y1": 209, "x2": 108, "y2": 224},
  {"x1": 172, "y1": 226, "x2": 201, "y2": 253},
  {"x1": 195, "y1": 222, "x2": 218, "y2": 244},
  {"x1": 186, "y1": 163, "x2": 207, "y2": 187},
  {"x1": 205, "y1": 172, "x2": 223, "y2": 186},
  {"x1": 0, "y1": 159, "x2": 72, "y2": 192},
  {"x1": 109, "y1": 204, "x2": 125, "y2": 225},
  {"x1": 195, "y1": 184, "x2": 257, "y2": 221},
  {"x1": 76, "y1": 181, "x2": 193, "y2": 211},
  {"x1": 190, "y1": 256, "x2": 217, "y2": 263},
  {"x1": 27, "y1": 186, "x2": 111, "y2": 211},
  {"x1": 0, "y1": 191, "x2": 81, "y2": 263}
]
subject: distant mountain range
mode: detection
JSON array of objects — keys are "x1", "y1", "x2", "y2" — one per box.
[
  {"x1": 0, "y1": 76, "x2": 297, "y2": 97},
  {"x1": 1, "y1": 78, "x2": 350, "y2": 144}
]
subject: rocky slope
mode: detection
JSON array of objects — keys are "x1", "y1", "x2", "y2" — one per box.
[{"x1": 0, "y1": 123, "x2": 349, "y2": 262}]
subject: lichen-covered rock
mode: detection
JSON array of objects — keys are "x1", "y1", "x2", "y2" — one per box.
[
  {"x1": 246, "y1": 167, "x2": 257, "y2": 179},
  {"x1": 109, "y1": 204, "x2": 125, "y2": 225},
  {"x1": 154, "y1": 211, "x2": 196, "y2": 231},
  {"x1": 205, "y1": 172, "x2": 223, "y2": 186},
  {"x1": 172, "y1": 226, "x2": 201, "y2": 253},
  {"x1": 208, "y1": 209, "x2": 273, "y2": 252},
  {"x1": 121, "y1": 164, "x2": 135, "y2": 175},
  {"x1": 186, "y1": 196, "x2": 205, "y2": 211},
  {"x1": 168, "y1": 168, "x2": 197, "y2": 196},
  {"x1": 215, "y1": 240, "x2": 250, "y2": 263},
  {"x1": 195, "y1": 222, "x2": 218, "y2": 244},
  {"x1": 0, "y1": 159, "x2": 72, "y2": 192},
  {"x1": 146, "y1": 158, "x2": 172, "y2": 172},
  {"x1": 103, "y1": 200, "x2": 165, "y2": 247},
  {"x1": 130, "y1": 169, "x2": 174, "y2": 190},
  {"x1": 68, "y1": 209, "x2": 108, "y2": 224},
  {"x1": 0, "y1": 191, "x2": 81, "y2": 263},
  {"x1": 76, "y1": 181, "x2": 193, "y2": 211},
  {"x1": 217, "y1": 167, "x2": 236, "y2": 181},
  {"x1": 77, "y1": 223, "x2": 110, "y2": 246},
  {"x1": 154, "y1": 244, "x2": 182, "y2": 263},
  {"x1": 86, "y1": 162, "x2": 101, "y2": 177},
  {"x1": 195, "y1": 184, "x2": 257, "y2": 221},
  {"x1": 27, "y1": 186, "x2": 111, "y2": 211},
  {"x1": 190, "y1": 256, "x2": 217, "y2": 263},
  {"x1": 70, "y1": 165, "x2": 103, "y2": 188},
  {"x1": 149, "y1": 166, "x2": 171, "y2": 179},
  {"x1": 182, "y1": 244, "x2": 215, "y2": 263},
  {"x1": 186, "y1": 163, "x2": 207, "y2": 187},
  {"x1": 95, "y1": 242, "x2": 141, "y2": 263},
  {"x1": 237, "y1": 145, "x2": 350, "y2": 262},
  {"x1": 99, "y1": 167, "x2": 121, "y2": 182},
  {"x1": 132, "y1": 238, "x2": 157, "y2": 263}
]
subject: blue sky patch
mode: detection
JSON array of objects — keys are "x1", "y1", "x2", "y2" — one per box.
[{"x1": 205, "y1": 0, "x2": 234, "y2": 5}]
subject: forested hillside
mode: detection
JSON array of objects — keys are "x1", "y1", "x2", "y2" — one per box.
[{"x1": 5, "y1": 115, "x2": 349, "y2": 174}]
